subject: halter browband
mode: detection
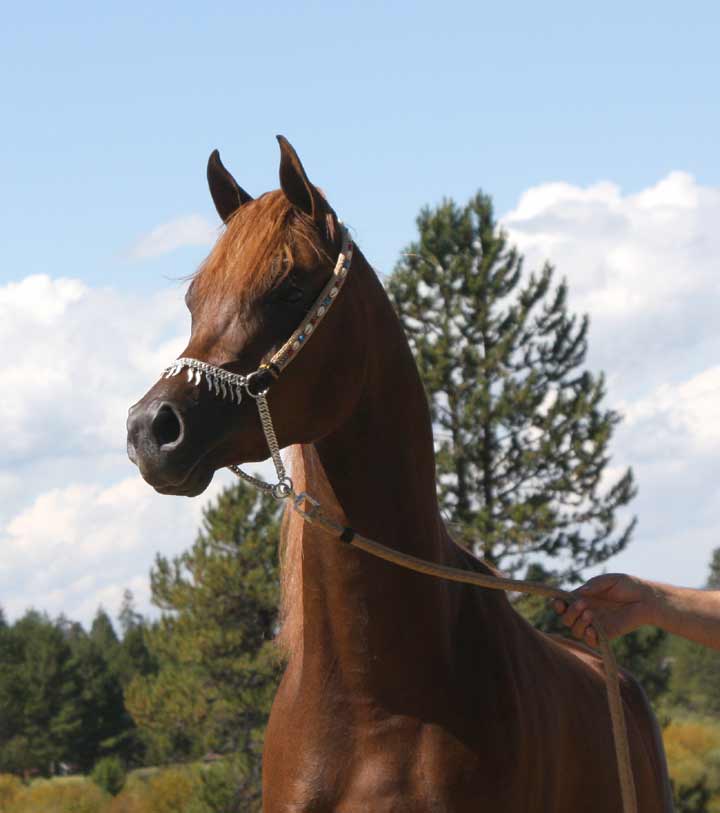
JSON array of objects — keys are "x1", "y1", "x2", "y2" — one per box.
[{"x1": 162, "y1": 223, "x2": 353, "y2": 401}]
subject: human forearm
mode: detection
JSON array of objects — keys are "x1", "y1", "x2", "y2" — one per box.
[{"x1": 651, "y1": 582, "x2": 720, "y2": 650}]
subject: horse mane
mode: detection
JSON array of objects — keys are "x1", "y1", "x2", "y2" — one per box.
[
  {"x1": 276, "y1": 444, "x2": 348, "y2": 661},
  {"x1": 193, "y1": 191, "x2": 332, "y2": 304}
]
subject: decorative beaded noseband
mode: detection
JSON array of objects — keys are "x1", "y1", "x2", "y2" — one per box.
[{"x1": 161, "y1": 223, "x2": 354, "y2": 497}]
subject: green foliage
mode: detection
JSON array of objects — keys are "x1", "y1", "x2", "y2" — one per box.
[
  {"x1": 388, "y1": 193, "x2": 636, "y2": 581},
  {"x1": 0, "y1": 609, "x2": 82, "y2": 774},
  {"x1": 126, "y1": 482, "x2": 282, "y2": 802},
  {"x1": 664, "y1": 551, "x2": 720, "y2": 718},
  {"x1": 0, "y1": 600, "x2": 152, "y2": 777},
  {"x1": 4, "y1": 776, "x2": 108, "y2": 813},
  {"x1": 140, "y1": 767, "x2": 199, "y2": 813},
  {"x1": 186, "y1": 756, "x2": 262, "y2": 813},
  {"x1": 672, "y1": 777, "x2": 712, "y2": 813},
  {"x1": 667, "y1": 636, "x2": 720, "y2": 716},
  {"x1": 664, "y1": 719, "x2": 720, "y2": 810},
  {"x1": 92, "y1": 756, "x2": 126, "y2": 797},
  {"x1": 706, "y1": 548, "x2": 720, "y2": 590},
  {"x1": 611, "y1": 627, "x2": 670, "y2": 704}
]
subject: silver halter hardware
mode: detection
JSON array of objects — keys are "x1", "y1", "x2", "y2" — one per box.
[{"x1": 161, "y1": 223, "x2": 353, "y2": 501}]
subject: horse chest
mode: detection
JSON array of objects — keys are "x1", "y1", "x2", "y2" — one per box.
[{"x1": 263, "y1": 704, "x2": 521, "y2": 813}]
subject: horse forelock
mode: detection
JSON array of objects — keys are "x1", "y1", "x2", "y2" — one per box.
[{"x1": 191, "y1": 191, "x2": 333, "y2": 307}]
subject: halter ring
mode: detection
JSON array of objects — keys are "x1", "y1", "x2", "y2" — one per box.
[{"x1": 272, "y1": 477, "x2": 294, "y2": 500}]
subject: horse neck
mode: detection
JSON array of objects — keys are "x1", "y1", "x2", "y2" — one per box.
[
  {"x1": 314, "y1": 250, "x2": 446, "y2": 557},
  {"x1": 279, "y1": 251, "x2": 462, "y2": 695}
]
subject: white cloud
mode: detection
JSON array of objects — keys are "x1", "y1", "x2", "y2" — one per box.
[
  {"x1": 503, "y1": 173, "x2": 720, "y2": 396},
  {"x1": 0, "y1": 270, "x2": 278, "y2": 625},
  {"x1": 127, "y1": 214, "x2": 218, "y2": 260},
  {"x1": 620, "y1": 366, "x2": 720, "y2": 458},
  {"x1": 0, "y1": 475, "x2": 223, "y2": 622},
  {"x1": 3, "y1": 171, "x2": 720, "y2": 625},
  {"x1": 0, "y1": 275, "x2": 187, "y2": 466},
  {"x1": 502, "y1": 172, "x2": 720, "y2": 588}
]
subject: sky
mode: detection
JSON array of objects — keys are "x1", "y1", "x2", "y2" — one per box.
[{"x1": 1, "y1": 2, "x2": 719, "y2": 627}]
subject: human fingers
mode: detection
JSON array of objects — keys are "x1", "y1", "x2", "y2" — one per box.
[
  {"x1": 584, "y1": 625, "x2": 599, "y2": 648},
  {"x1": 552, "y1": 599, "x2": 566, "y2": 616},
  {"x1": 571, "y1": 608, "x2": 594, "y2": 642},
  {"x1": 558, "y1": 598, "x2": 589, "y2": 630}
]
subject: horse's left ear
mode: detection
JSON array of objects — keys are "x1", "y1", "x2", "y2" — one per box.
[
  {"x1": 207, "y1": 149, "x2": 253, "y2": 224},
  {"x1": 276, "y1": 135, "x2": 328, "y2": 226}
]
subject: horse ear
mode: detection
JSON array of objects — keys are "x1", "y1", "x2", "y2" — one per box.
[
  {"x1": 276, "y1": 135, "x2": 326, "y2": 224},
  {"x1": 207, "y1": 149, "x2": 253, "y2": 224}
]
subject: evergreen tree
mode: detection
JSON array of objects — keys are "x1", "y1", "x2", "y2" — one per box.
[
  {"x1": 118, "y1": 590, "x2": 144, "y2": 637},
  {"x1": 666, "y1": 549, "x2": 720, "y2": 715},
  {"x1": 706, "y1": 547, "x2": 720, "y2": 589},
  {"x1": 126, "y1": 482, "x2": 282, "y2": 802},
  {"x1": 113, "y1": 591, "x2": 156, "y2": 691},
  {"x1": 89, "y1": 608, "x2": 119, "y2": 656},
  {"x1": 0, "y1": 609, "x2": 140, "y2": 776},
  {"x1": 672, "y1": 777, "x2": 711, "y2": 813},
  {"x1": 66, "y1": 634, "x2": 130, "y2": 771},
  {"x1": 0, "y1": 610, "x2": 81, "y2": 775},
  {"x1": 388, "y1": 193, "x2": 636, "y2": 582}
]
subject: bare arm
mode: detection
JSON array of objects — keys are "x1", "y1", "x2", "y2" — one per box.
[{"x1": 552, "y1": 574, "x2": 720, "y2": 651}]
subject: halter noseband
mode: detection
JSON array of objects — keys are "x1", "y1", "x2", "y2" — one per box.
[{"x1": 161, "y1": 223, "x2": 354, "y2": 497}]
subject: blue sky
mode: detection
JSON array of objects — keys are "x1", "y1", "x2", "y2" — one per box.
[
  {"x1": 1, "y1": 2, "x2": 719, "y2": 625},
  {"x1": 3, "y1": 2, "x2": 719, "y2": 287}
]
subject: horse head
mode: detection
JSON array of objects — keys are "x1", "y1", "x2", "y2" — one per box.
[{"x1": 127, "y1": 137, "x2": 366, "y2": 496}]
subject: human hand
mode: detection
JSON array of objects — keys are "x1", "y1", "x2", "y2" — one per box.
[{"x1": 552, "y1": 573, "x2": 657, "y2": 648}]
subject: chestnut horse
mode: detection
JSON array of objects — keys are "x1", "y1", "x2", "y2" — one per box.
[{"x1": 127, "y1": 137, "x2": 672, "y2": 811}]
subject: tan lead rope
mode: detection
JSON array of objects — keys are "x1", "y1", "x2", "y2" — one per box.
[{"x1": 291, "y1": 493, "x2": 638, "y2": 813}]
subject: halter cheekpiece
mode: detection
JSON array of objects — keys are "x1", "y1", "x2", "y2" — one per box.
[{"x1": 161, "y1": 223, "x2": 354, "y2": 497}]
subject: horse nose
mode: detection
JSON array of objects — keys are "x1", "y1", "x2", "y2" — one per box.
[{"x1": 127, "y1": 401, "x2": 186, "y2": 461}]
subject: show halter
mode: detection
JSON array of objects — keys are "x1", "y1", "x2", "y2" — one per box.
[{"x1": 161, "y1": 222, "x2": 638, "y2": 813}]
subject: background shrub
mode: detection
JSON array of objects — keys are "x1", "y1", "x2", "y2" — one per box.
[
  {"x1": 0, "y1": 774, "x2": 23, "y2": 810},
  {"x1": 6, "y1": 777, "x2": 107, "y2": 813},
  {"x1": 92, "y1": 756, "x2": 126, "y2": 796}
]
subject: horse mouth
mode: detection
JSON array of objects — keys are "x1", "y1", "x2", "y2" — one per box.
[{"x1": 137, "y1": 456, "x2": 215, "y2": 498}]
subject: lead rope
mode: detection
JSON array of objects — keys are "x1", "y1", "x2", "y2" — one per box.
[{"x1": 233, "y1": 394, "x2": 639, "y2": 813}]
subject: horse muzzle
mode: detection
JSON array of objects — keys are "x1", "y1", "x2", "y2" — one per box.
[{"x1": 126, "y1": 398, "x2": 214, "y2": 496}]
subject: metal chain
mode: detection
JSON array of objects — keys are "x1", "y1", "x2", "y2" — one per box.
[
  {"x1": 227, "y1": 463, "x2": 276, "y2": 494},
  {"x1": 228, "y1": 393, "x2": 293, "y2": 500},
  {"x1": 255, "y1": 393, "x2": 287, "y2": 482}
]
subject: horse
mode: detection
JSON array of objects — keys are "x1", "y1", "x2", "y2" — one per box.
[{"x1": 127, "y1": 137, "x2": 673, "y2": 811}]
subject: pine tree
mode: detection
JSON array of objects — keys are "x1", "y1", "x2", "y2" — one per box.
[
  {"x1": 126, "y1": 482, "x2": 282, "y2": 802},
  {"x1": 113, "y1": 591, "x2": 157, "y2": 693},
  {"x1": 705, "y1": 547, "x2": 720, "y2": 589},
  {"x1": 666, "y1": 549, "x2": 720, "y2": 715},
  {"x1": 118, "y1": 590, "x2": 144, "y2": 637},
  {"x1": 0, "y1": 610, "x2": 82, "y2": 775},
  {"x1": 388, "y1": 193, "x2": 636, "y2": 582}
]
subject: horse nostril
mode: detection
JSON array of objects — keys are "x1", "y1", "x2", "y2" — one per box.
[{"x1": 152, "y1": 403, "x2": 184, "y2": 449}]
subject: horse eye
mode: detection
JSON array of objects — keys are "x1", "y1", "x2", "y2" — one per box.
[
  {"x1": 281, "y1": 285, "x2": 304, "y2": 304},
  {"x1": 268, "y1": 278, "x2": 305, "y2": 306}
]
